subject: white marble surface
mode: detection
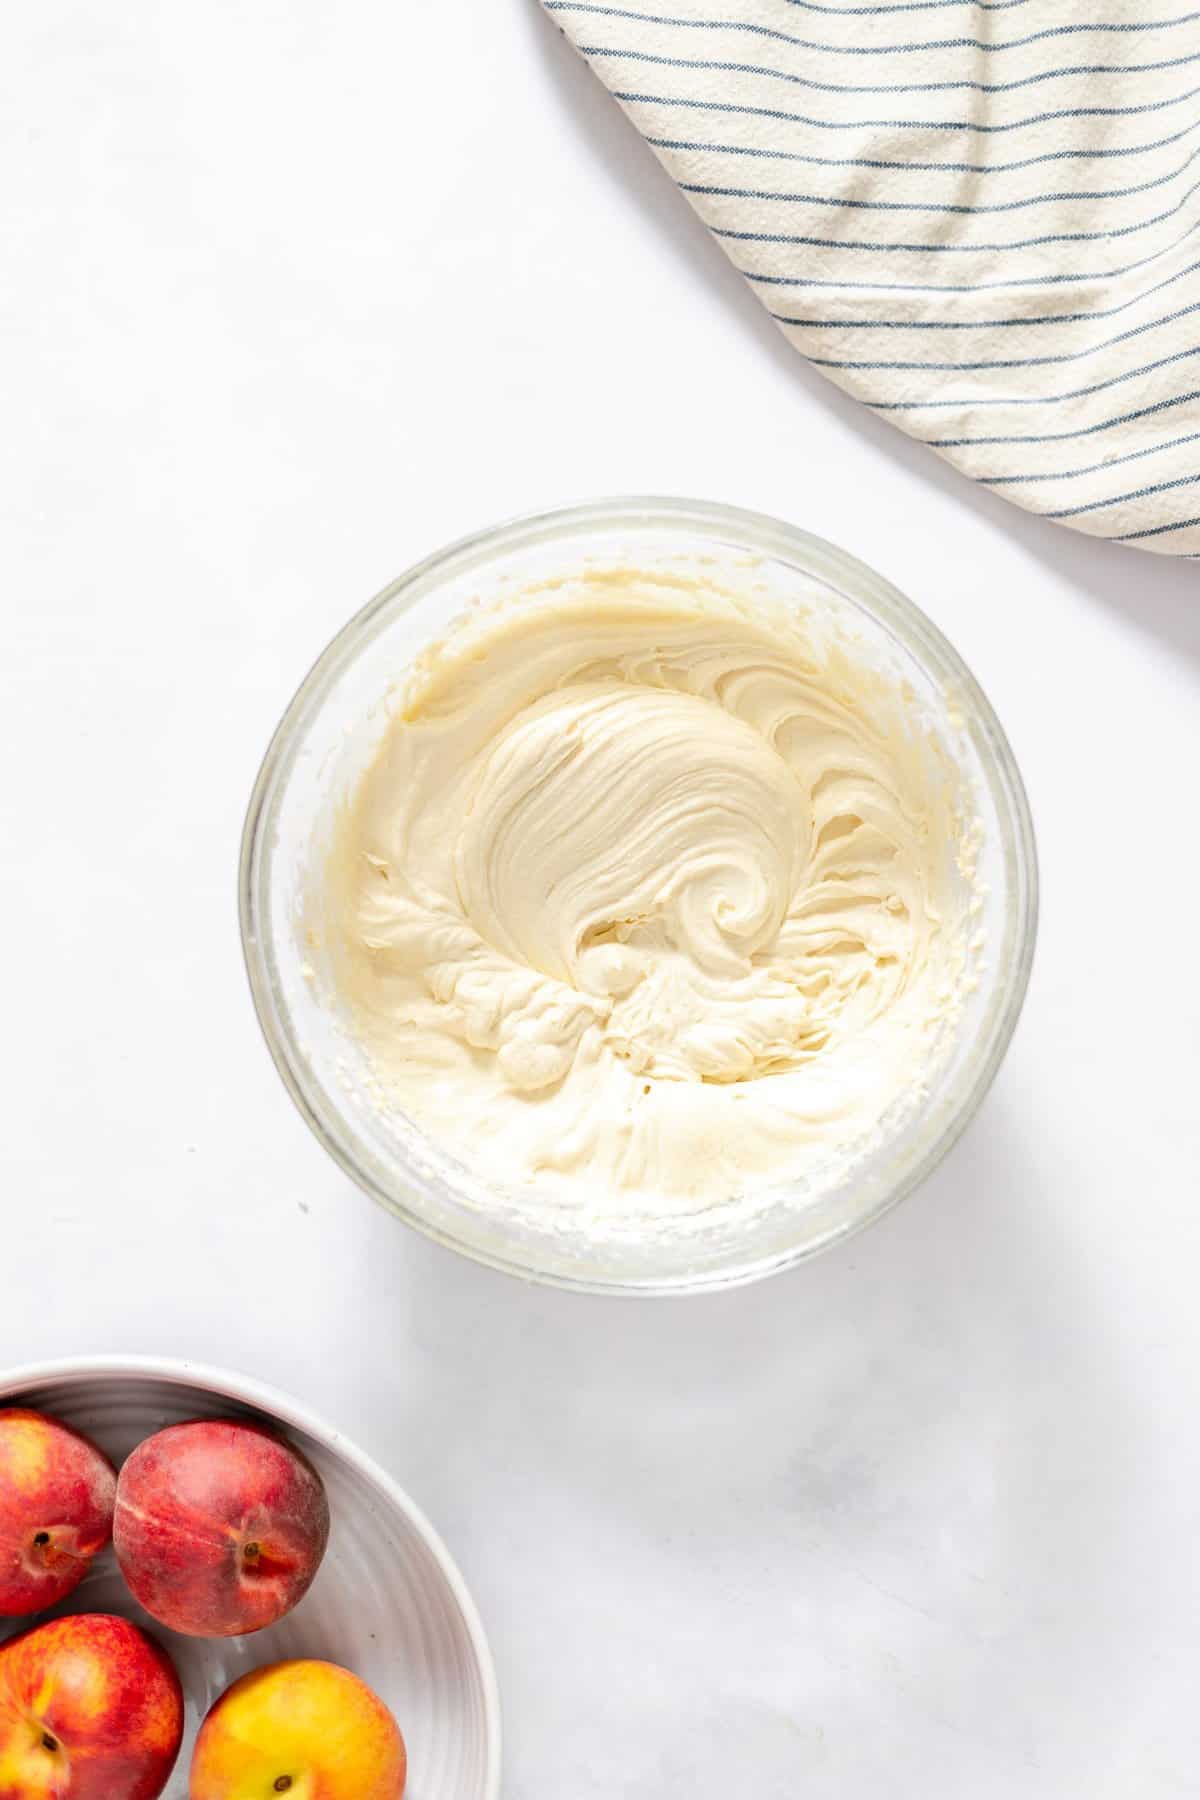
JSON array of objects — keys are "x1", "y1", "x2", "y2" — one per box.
[{"x1": 3, "y1": 4, "x2": 1199, "y2": 1795}]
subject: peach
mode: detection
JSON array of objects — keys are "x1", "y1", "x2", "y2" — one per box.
[
  {"x1": 0, "y1": 1409, "x2": 116, "y2": 1617},
  {"x1": 113, "y1": 1419, "x2": 329, "y2": 1637},
  {"x1": 0, "y1": 1612, "x2": 183, "y2": 1799},
  {"x1": 190, "y1": 1659, "x2": 406, "y2": 1799}
]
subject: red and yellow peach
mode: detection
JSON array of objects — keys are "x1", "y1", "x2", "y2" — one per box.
[
  {"x1": 190, "y1": 1659, "x2": 406, "y2": 1799},
  {"x1": 0, "y1": 1613, "x2": 183, "y2": 1800},
  {"x1": 114, "y1": 1418, "x2": 329, "y2": 1637},
  {"x1": 0, "y1": 1409, "x2": 116, "y2": 1618}
]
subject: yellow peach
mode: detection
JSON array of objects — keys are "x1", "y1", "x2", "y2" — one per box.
[{"x1": 189, "y1": 1660, "x2": 405, "y2": 1800}]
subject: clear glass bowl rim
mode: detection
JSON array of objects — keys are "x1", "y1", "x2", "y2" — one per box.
[{"x1": 239, "y1": 496, "x2": 1040, "y2": 1296}]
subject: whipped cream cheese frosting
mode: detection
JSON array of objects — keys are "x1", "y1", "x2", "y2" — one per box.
[{"x1": 322, "y1": 567, "x2": 980, "y2": 1222}]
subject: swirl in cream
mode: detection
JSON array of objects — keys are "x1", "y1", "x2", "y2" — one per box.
[{"x1": 324, "y1": 569, "x2": 978, "y2": 1217}]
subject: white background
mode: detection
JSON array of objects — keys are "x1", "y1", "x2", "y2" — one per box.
[{"x1": 3, "y1": 4, "x2": 1199, "y2": 1796}]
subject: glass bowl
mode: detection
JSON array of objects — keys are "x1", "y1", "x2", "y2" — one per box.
[{"x1": 240, "y1": 498, "x2": 1038, "y2": 1295}]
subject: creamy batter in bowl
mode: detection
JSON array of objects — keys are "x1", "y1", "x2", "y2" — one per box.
[{"x1": 240, "y1": 500, "x2": 1037, "y2": 1292}]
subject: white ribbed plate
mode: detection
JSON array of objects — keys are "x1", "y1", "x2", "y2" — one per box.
[{"x1": 0, "y1": 1357, "x2": 501, "y2": 1800}]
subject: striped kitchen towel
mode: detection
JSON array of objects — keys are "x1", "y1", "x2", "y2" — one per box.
[{"x1": 541, "y1": 0, "x2": 1200, "y2": 555}]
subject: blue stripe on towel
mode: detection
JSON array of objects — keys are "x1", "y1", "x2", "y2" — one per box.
[
  {"x1": 681, "y1": 151, "x2": 1200, "y2": 210},
  {"x1": 560, "y1": 16, "x2": 1200, "y2": 92},
  {"x1": 610, "y1": 83, "x2": 1200, "y2": 135},
  {"x1": 552, "y1": 4, "x2": 1200, "y2": 55},
  {"x1": 759, "y1": 255, "x2": 1200, "y2": 322},
  {"x1": 762, "y1": 260, "x2": 1200, "y2": 327},
  {"x1": 794, "y1": 301, "x2": 1200, "y2": 369},
  {"x1": 867, "y1": 342, "x2": 1200, "y2": 411},
  {"x1": 1115, "y1": 511, "x2": 1200, "y2": 539},
  {"x1": 647, "y1": 121, "x2": 1200, "y2": 175},
  {"x1": 710, "y1": 176, "x2": 1200, "y2": 250},
  {"x1": 591, "y1": 48, "x2": 1200, "y2": 111},
  {"x1": 929, "y1": 390, "x2": 1200, "y2": 447},
  {"x1": 987, "y1": 432, "x2": 1200, "y2": 485},
  {"x1": 1045, "y1": 469, "x2": 1200, "y2": 516},
  {"x1": 780, "y1": 0, "x2": 1031, "y2": 12},
  {"x1": 736, "y1": 216, "x2": 1200, "y2": 288}
]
